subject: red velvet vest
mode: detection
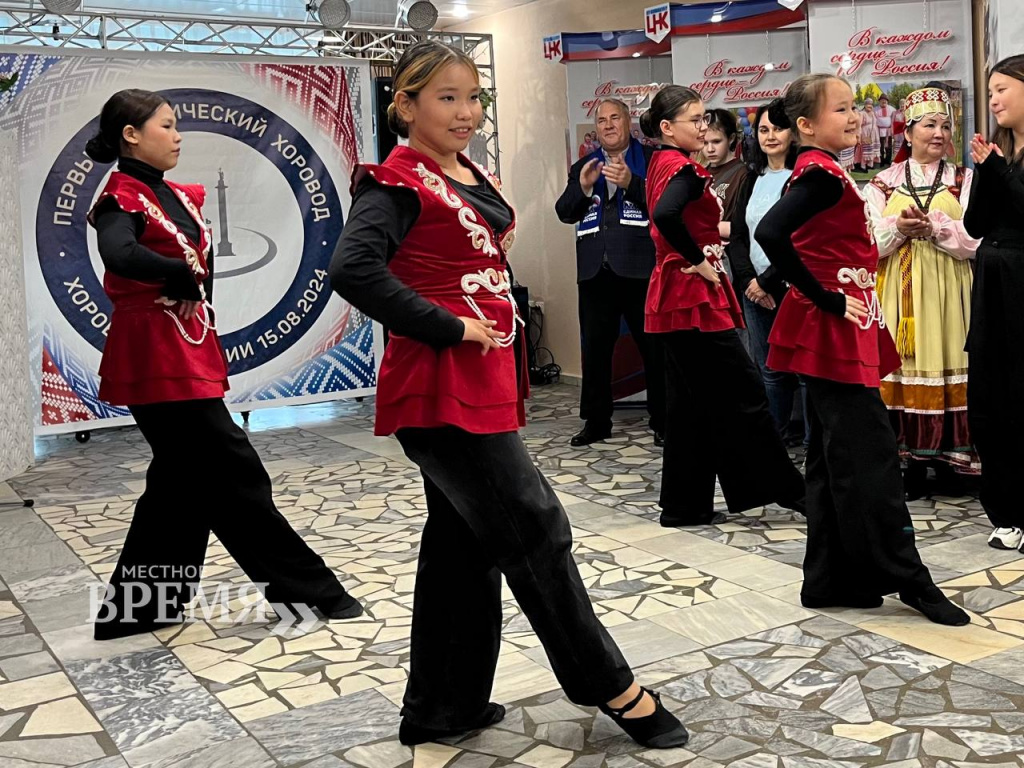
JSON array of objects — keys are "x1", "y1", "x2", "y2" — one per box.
[
  {"x1": 767, "y1": 149, "x2": 901, "y2": 386},
  {"x1": 88, "y1": 173, "x2": 228, "y2": 406},
  {"x1": 645, "y1": 148, "x2": 743, "y2": 333},
  {"x1": 353, "y1": 146, "x2": 524, "y2": 435}
]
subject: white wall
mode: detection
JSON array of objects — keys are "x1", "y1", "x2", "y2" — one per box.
[
  {"x1": 981, "y1": 0, "x2": 1024, "y2": 69},
  {"x1": 970, "y1": 0, "x2": 1024, "y2": 138}
]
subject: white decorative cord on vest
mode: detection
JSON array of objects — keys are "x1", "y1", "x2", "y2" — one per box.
[
  {"x1": 157, "y1": 299, "x2": 217, "y2": 346},
  {"x1": 837, "y1": 267, "x2": 885, "y2": 330},
  {"x1": 704, "y1": 244, "x2": 727, "y2": 273},
  {"x1": 460, "y1": 268, "x2": 525, "y2": 348}
]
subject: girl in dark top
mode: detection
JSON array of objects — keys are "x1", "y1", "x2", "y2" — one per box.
[
  {"x1": 330, "y1": 41, "x2": 688, "y2": 750},
  {"x1": 728, "y1": 99, "x2": 804, "y2": 442},
  {"x1": 965, "y1": 54, "x2": 1024, "y2": 553},
  {"x1": 639, "y1": 85, "x2": 805, "y2": 527},
  {"x1": 703, "y1": 108, "x2": 748, "y2": 244},
  {"x1": 86, "y1": 89, "x2": 362, "y2": 640},
  {"x1": 755, "y1": 74, "x2": 968, "y2": 625}
]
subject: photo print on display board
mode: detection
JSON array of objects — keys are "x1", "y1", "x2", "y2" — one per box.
[
  {"x1": 695, "y1": 82, "x2": 964, "y2": 183},
  {"x1": 842, "y1": 79, "x2": 964, "y2": 182}
]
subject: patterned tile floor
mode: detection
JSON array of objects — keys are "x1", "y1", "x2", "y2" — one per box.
[{"x1": 0, "y1": 384, "x2": 1023, "y2": 767}]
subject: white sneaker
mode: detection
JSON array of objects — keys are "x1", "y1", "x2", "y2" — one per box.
[{"x1": 988, "y1": 527, "x2": 1024, "y2": 550}]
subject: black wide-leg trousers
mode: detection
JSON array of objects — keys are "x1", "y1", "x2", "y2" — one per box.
[
  {"x1": 395, "y1": 426, "x2": 634, "y2": 730},
  {"x1": 94, "y1": 398, "x2": 348, "y2": 637}
]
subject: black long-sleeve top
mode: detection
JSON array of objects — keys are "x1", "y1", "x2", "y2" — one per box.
[
  {"x1": 753, "y1": 148, "x2": 848, "y2": 316},
  {"x1": 728, "y1": 170, "x2": 784, "y2": 296},
  {"x1": 92, "y1": 157, "x2": 212, "y2": 302},
  {"x1": 964, "y1": 152, "x2": 1024, "y2": 239},
  {"x1": 330, "y1": 170, "x2": 513, "y2": 350},
  {"x1": 651, "y1": 159, "x2": 708, "y2": 266}
]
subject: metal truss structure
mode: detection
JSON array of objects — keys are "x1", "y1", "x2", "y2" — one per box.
[{"x1": 0, "y1": 3, "x2": 500, "y2": 172}]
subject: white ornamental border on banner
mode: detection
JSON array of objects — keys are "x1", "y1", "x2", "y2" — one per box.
[
  {"x1": 0, "y1": 47, "x2": 381, "y2": 435},
  {"x1": 0, "y1": 127, "x2": 33, "y2": 476}
]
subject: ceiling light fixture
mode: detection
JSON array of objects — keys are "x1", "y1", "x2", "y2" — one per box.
[
  {"x1": 398, "y1": 0, "x2": 439, "y2": 30},
  {"x1": 40, "y1": 0, "x2": 81, "y2": 12},
  {"x1": 307, "y1": 0, "x2": 351, "y2": 29}
]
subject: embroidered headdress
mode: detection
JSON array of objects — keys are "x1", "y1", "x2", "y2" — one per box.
[{"x1": 903, "y1": 87, "x2": 952, "y2": 125}]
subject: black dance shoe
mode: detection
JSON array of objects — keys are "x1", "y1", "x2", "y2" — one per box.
[
  {"x1": 93, "y1": 615, "x2": 183, "y2": 641},
  {"x1": 399, "y1": 703, "x2": 506, "y2": 746},
  {"x1": 571, "y1": 423, "x2": 612, "y2": 447},
  {"x1": 899, "y1": 588, "x2": 970, "y2": 626},
  {"x1": 318, "y1": 593, "x2": 365, "y2": 621},
  {"x1": 599, "y1": 687, "x2": 689, "y2": 749},
  {"x1": 653, "y1": 431, "x2": 665, "y2": 448}
]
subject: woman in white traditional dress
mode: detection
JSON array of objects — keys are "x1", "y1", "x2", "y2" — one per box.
[
  {"x1": 859, "y1": 98, "x2": 882, "y2": 169},
  {"x1": 893, "y1": 99, "x2": 907, "y2": 157},
  {"x1": 865, "y1": 86, "x2": 981, "y2": 497}
]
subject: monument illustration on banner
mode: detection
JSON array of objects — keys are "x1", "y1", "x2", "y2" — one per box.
[
  {"x1": 215, "y1": 169, "x2": 235, "y2": 257},
  {"x1": 210, "y1": 167, "x2": 280, "y2": 279}
]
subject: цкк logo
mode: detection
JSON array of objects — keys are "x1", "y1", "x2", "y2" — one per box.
[{"x1": 36, "y1": 88, "x2": 344, "y2": 374}]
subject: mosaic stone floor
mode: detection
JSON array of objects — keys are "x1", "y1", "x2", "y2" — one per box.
[{"x1": 0, "y1": 384, "x2": 1022, "y2": 768}]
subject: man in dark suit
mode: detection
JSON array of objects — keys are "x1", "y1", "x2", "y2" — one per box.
[{"x1": 556, "y1": 99, "x2": 665, "y2": 447}]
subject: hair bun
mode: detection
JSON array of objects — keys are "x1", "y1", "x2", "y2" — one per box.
[
  {"x1": 386, "y1": 102, "x2": 408, "y2": 139},
  {"x1": 766, "y1": 98, "x2": 791, "y2": 130},
  {"x1": 639, "y1": 110, "x2": 658, "y2": 139},
  {"x1": 85, "y1": 133, "x2": 118, "y2": 164}
]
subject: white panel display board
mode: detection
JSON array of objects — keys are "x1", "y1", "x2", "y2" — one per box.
[
  {"x1": 566, "y1": 56, "x2": 674, "y2": 159},
  {"x1": 672, "y1": 27, "x2": 809, "y2": 109},
  {"x1": 808, "y1": 0, "x2": 975, "y2": 140}
]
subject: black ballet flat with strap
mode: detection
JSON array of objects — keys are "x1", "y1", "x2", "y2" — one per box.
[{"x1": 598, "y1": 687, "x2": 690, "y2": 749}]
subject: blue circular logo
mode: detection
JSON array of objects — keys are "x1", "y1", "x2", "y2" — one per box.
[{"x1": 36, "y1": 88, "x2": 344, "y2": 374}]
